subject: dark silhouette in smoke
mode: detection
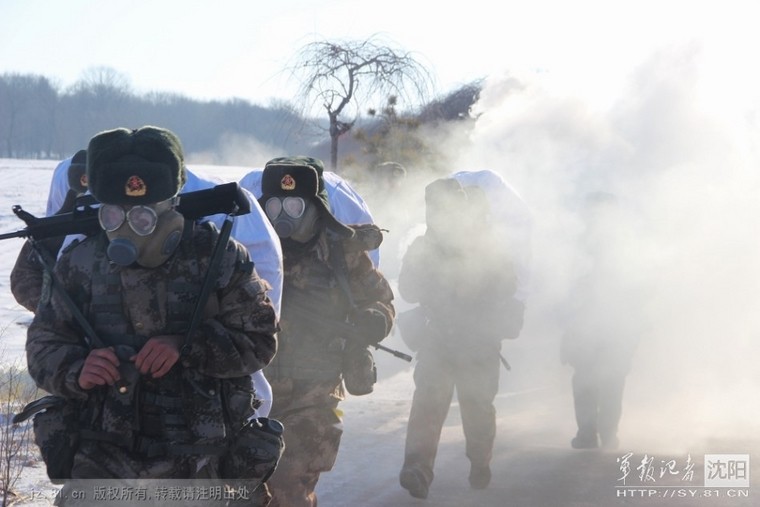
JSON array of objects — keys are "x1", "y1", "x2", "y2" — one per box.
[
  {"x1": 560, "y1": 191, "x2": 644, "y2": 450},
  {"x1": 396, "y1": 175, "x2": 526, "y2": 498}
]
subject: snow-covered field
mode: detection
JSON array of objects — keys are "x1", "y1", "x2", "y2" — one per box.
[{"x1": 0, "y1": 159, "x2": 757, "y2": 507}]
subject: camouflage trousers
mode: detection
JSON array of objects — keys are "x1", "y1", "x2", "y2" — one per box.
[
  {"x1": 402, "y1": 345, "x2": 500, "y2": 485},
  {"x1": 71, "y1": 440, "x2": 197, "y2": 479},
  {"x1": 266, "y1": 399, "x2": 343, "y2": 507},
  {"x1": 571, "y1": 356, "x2": 628, "y2": 442},
  {"x1": 62, "y1": 440, "x2": 272, "y2": 506}
]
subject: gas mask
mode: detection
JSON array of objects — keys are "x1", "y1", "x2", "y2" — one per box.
[
  {"x1": 264, "y1": 196, "x2": 320, "y2": 243},
  {"x1": 98, "y1": 198, "x2": 185, "y2": 268}
]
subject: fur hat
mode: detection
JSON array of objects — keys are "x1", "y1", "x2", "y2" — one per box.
[
  {"x1": 260, "y1": 156, "x2": 354, "y2": 237},
  {"x1": 67, "y1": 149, "x2": 88, "y2": 194},
  {"x1": 425, "y1": 177, "x2": 467, "y2": 206},
  {"x1": 86, "y1": 126, "x2": 186, "y2": 205},
  {"x1": 376, "y1": 161, "x2": 407, "y2": 179}
]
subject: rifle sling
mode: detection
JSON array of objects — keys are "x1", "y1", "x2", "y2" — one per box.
[
  {"x1": 181, "y1": 214, "x2": 235, "y2": 355},
  {"x1": 327, "y1": 233, "x2": 356, "y2": 309},
  {"x1": 29, "y1": 238, "x2": 106, "y2": 349}
]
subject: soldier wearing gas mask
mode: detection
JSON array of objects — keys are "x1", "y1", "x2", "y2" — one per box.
[
  {"x1": 97, "y1": 186, "x2": 185, "y2": 268},
  {"x1": 258, "y1": 156, "x2": 395, "y2": 507},
  {"x1": 397, "y1": 177, "x2": 524, "y2": 499},
  {"x1": 44, "y1": 149, "x2": 283, "y2": 423},
  {"x1": 25, "y1": 126, "x2": 278, "y2": 494},
  {"x1": 11, "y1": 149, "x2": 89, "y2": 312}
]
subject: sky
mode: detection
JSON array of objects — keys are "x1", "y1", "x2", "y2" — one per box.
[
  {"x1": 3, "y1": 0, "x2": 759, "y2": 110},
  {"x1": 2, "y1": 1, "x2": 760, "y2": 498}
]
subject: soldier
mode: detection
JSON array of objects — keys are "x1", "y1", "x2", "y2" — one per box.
[
  {"x1": 45, "y1": 152, "x2": 283, "y2": 419},
  {"x1": 24, "y1": 127, "x2": 279, "y2": 494},
  {"x1": 372, "y1": 161, "x2": 407, "y2": 195},
  {"x1": 44, "y1": 149, "x2": 87, "y2": 217},
  {"x1": 10, "y1": 149, "x2": 88, "y2": 312},
  {"x1": 397, "y1": 176, "x2": 525, "y2": 499},
  {"x1": 561, "y1": 191, "x2": 641, "y2": 450},
  {"x1": 257, "y1": 156, "x2": 395, "y2": 507},
  {"x1": 240, "y1": 166, "x2": 378, "y2": 267},
  {"x1": 46, "y1": 155, "x2": 284, "y2": 313}
]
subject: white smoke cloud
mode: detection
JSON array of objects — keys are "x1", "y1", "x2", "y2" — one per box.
[
  {"x1": 437, "y1": 41, "x2": 760, "y2": 451},
  {"x1": 188, "y1": 132, "x2": 280, "y2": 167}
]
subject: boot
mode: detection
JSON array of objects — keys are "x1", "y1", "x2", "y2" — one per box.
[
  {"x1": 400, "y1": 466, "x2": 429, "y2": 499},
  {"x1": 571, "y1": 429, "x2": 599, "y2": 449},
  {"x1": 469, "y1": 464, "x2": 491, "y2": 489}
]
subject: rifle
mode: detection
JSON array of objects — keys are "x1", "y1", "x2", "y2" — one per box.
[
  {"x1": 0, "y1": 182, "x2": 251, "y2": 242},
  {"x1": 499, "y1": 353, "x2": 511, "y2": 372},
  {"x1": 344, "y1": 322, "x2": 413, "y2": 362},
  {"x1": 284, "y1": 295, "x2": 412, "y2": 362},
  {"x1": 7, "y1": 183, "x2": 252, "y2": 389},
  {"x1": 318, "y1": 232, "x2": 411, "y2": 362},
  {"x1": 12, "y1": 183, "x2": 251, "y2": 434}
]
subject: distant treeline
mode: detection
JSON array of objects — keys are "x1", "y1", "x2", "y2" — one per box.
[
  {"x1": 0, "y1": 68, "x2": 482, "y2": 171},
  {"x1": 0, "y1": 70, "x2": 320, "y2": 161}
]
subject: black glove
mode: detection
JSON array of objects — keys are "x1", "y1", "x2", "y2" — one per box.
[{"x1": 350, "y1": 308, "x2": 389, "y2": 346}]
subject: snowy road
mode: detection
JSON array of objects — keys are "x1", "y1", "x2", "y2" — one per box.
[
  {"x1": 317, "y1": 357, "x2": 758, "y2": 507},
  {"x1": 1, "y1": 160, "x2": 757, "y2": 507}
]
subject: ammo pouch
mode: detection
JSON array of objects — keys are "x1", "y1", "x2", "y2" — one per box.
[
  {"x1": 342, "y1": 345, "x2": 377, "y2": 396},
  {"x1": 221, "y1": 417, "x2": 284, "y2": 484},
  {"x1": 13, "y1": 395, "x2": 81, "y2": 484}
]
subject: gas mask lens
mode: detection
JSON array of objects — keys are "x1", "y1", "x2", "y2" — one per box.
[
  {"x1": 98, "y1": 204, "x2": 158, "y2": 236},
  {"x1": 282, "y1": 197, "x2": 305, "y2": 218},
  {"x1": 265, "y1": 197, "x2": 306, "y2": 220},
  {"x1": 265, "y1": 198, "x2": 282, "y2": 220},
  {"x1": 98, "y1": 205, "x2": 126, "y2": 232}
]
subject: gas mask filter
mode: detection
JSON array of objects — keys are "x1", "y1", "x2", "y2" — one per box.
[
  {"x1": 99, "y1": 198, "x2": 185, "y2": 268},
  {"x1": 264, "y1": 196, "x2": 320, "y2": 243}
]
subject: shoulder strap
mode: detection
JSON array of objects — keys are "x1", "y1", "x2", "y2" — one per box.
[
  {"x1": 327, "y1": 232, "x2": 356, "y2": 309},
  {"x1": 29, "y1": 237, "x2": 106, "y2": 349},
  {"x1": 180, "y1": 215, "x2": 235, "y2": 356}
]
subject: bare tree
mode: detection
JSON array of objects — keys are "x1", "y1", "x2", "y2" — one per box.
[
  {"x1": 74, "y1": 66, "x2": 132, "y2": 96},
  {"x1": 290, "y1": 36, "x2": 433, "y2": 170},
  {"x1": 356, "y1": 95, "x2": 426, "y2": 170},
  {"x1": 68, "y1": 66, "x2": 133, "y2": 135},
  {"x1": 417, "y1": 80, "x2": 483, "y2": 123}
]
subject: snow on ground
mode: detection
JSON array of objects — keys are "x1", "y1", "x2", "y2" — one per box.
[{"x1": 0, "y1": 160, "x2": 756, "y2": 507}]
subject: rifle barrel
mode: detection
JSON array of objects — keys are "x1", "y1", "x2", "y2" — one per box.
[
  {"x1": 0, "y1": 230, "x2": 27, "y2": 241},
  {"x1": 376, "y1": 343, "x2": 413, "y2": 362}
]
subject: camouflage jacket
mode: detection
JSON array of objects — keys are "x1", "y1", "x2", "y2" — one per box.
[
  {"x1": 265, "y1": 229, "x2": 394, "y2": 405},
  {"x1": 10, "y1": 237, "x2": 64, "y2": 312},
  {"x1": 26, "y1": 221, "x2": 278, "y2": 441}
]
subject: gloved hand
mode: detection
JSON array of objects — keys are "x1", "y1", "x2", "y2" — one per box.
[{"x1": 349, "y1": 308, "x2": 389, "y2": 346}]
